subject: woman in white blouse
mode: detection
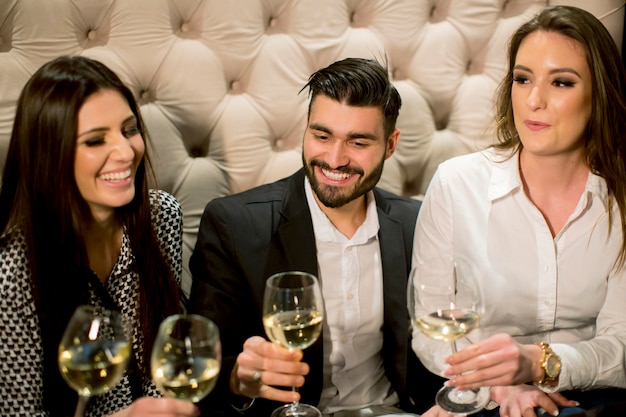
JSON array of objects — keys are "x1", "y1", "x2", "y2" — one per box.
[{"x1": 415, "y1": 6, "x2": 626, "y2": 417}]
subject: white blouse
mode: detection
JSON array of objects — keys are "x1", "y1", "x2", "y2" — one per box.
[{"x1": 411, "y1": 149, "x2": 626, "y2": 391}]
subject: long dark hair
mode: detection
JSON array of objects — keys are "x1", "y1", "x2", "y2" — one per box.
[
  {"x1": 0, "y1": 55, "x2": 182, "y2": 415},
  {"x1": 493, "y1": 6, "x2": 626, "y2": 269}
]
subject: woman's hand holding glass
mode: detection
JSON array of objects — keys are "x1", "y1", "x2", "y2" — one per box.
[
  {"x1": 444, "y1": 333, "x2": 540, "y2": 389},
  {"x1": 151, "y1": 314, "x2": 221, "y2": 403},
  {"x1": 407, "y1": 257, "x2": 490, "y2": 415}
]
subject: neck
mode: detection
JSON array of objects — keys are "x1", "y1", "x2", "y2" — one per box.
[
  {"x1": 519, "y1": 149, "x2": 588, "y2": 192},
  {"x1": 315, "y1": 193, "x2": 368, "y2": 239},
  {"x1": 83, "y1": 216, "x2": 123, "y2": 283}
]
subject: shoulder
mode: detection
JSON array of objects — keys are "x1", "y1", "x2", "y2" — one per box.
[
  {"x1": 0, "y1": 228, "x2": 28, "y2": 265},
  {"x1": 374, "y1": 187, "x2": 421, "y2": 214},
  {"x1": 434, "y1": 149, "x2": 507, "y2": 183},
  {"x1": 150, "y1": 189, "x2": 183, "y2": 219},
  {"x1": 0, "y1": 229, "x2": 31, "y2": 297},
  {"x1": 205, "y1": 174, "x2": 293, "y2": 212}
]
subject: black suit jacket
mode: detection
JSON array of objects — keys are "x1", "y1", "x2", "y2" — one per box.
[{"x1": 188, "y1": 169, "x2": 443, "y2": 416}]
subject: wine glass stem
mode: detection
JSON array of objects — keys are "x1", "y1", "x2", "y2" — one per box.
[
  {"x1": 73, "y1": 395, "x2": 89, "y2": 417},
  {"x1": 450, "y1": 341, "x2": 458, "y2": 354},
  {"x1": 290, "y1": 386, "x2": 300, "y2": 409}
]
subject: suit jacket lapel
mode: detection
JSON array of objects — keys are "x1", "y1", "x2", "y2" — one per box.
[
  {"x1": 263, "y1": 169, "x2": 323, "y2": 405},
  {"x1": 264, "y1": 169, "x2": 319, "y2": 278},
  {"x1": 377, "y1": 195, "x2": 411, "y2": 394}
]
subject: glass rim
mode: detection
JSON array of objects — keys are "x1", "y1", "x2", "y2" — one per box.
[{"x1": 266, "y1": 270, "x2": 319, "y2": 288}]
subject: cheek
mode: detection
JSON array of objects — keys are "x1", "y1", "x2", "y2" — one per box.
[
  {"x1": 302, "y1": 136, "x2": 321, "y2": 160},
  {"x1": 74, "y1": 150, "x2": 96, "y2": 181},
  {"x1": 510, "y1": 90, "x2": 526, "y2": 131},
  {"x1": 559, "y1": 95, "x2": 591, "y2": 129},
  {"x1": 132, "y1": 137, "x2": 146, "y2": 161}
]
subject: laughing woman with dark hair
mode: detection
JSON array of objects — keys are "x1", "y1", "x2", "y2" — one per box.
[{"x1": 0, "y1": 56, "x2": 198, "y2": 417}]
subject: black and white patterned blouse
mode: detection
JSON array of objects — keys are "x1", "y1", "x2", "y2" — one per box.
[{"x1": 0, "y1": 189, "x2": 183, "y2": 417}]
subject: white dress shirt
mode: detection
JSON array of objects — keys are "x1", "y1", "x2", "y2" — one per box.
[
  {"x1": 304, "y1": 179, "x2": 399, "y2": 412},
  {"x1": 411, "y1": 149, "x2": 626, "y2": 391}
]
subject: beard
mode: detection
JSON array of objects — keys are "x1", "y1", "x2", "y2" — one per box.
[{"x1": 302, "y1": 153, "x2": 385, "y2": 208}]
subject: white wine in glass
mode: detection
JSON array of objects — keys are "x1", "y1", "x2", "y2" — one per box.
[
  {"x1": 58, "y1": 305, "x2": 131, "y2": 417},
  {"x1": 263, "y1": 271, "x2": 324, "y2": 417},
  {"x1": 407, "y1": 257, "x2": 490, "y2": 415},
  {"x1": 151, "y1": 314, "x2": 221, "y2": 403}
]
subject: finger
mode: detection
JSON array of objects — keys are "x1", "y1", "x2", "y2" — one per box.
[
  {"x1": 449, "y1": 361, "x2": 518, "y2": 389},
  {"x1": 238, "y1": 352, "x2": 309, "y2": 379},
  {"x1": 243, "y1": 383, "x2": 300, "y2": 403},
  {"x1": 236, "y1": 352, "x2": 308, "y2": 399},
  {"x1": 547, "y1": 392, "x2": 580, "y2": 407},
  {"x1": 127, "y1": 397, "x2": 200, "y2": 416},
  {"x1": 244, "y1": 337, "x2": 304, "y2": 361},
  {"x1": 533, "y1": 395, "x2": 559, "y2": 417},
  {"x1": 522, "y1": 407, "x2": 538, "y2": 417}
]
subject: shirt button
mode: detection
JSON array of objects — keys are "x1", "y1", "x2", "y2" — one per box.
[
  {"x1": 347, "y1": 293, "x2": 354, "y2": 300},
  {"x1": 341, "y1": 337, "x2": 348, "y2": 344}
]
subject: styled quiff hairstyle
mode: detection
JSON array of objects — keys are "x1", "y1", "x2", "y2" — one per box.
[{"x1": 301, "y1": 57, "x2": 402, "y2": 139}]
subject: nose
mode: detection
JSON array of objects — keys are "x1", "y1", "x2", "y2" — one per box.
[
  {"x1": 111, "y1": 132, "x2": 135, "y2": 161},
  {"x1": 325, "y1": 141, "x2": 350, "y2": 168},
  {"x1": 526, "y1": 84, "x2": 546, "y2": 111}
]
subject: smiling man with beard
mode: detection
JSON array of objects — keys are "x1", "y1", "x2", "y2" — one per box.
[{"x1": 188, "y1": 57, "x2": 440, "y2": 417}]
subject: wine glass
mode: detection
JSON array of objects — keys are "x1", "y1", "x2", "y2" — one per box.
[
  {"x1": 58, "y1": 305, "x2": 131, "y2": 417},
  {"x1": 263, "y1": 271, "x2": 324, "y2": 417},
  {"x1": 151, "y1": 314, "x2": 221, "y2": 403},
  {"x1": 407, "y1": 257, "x2": 490, "y2": 415}
]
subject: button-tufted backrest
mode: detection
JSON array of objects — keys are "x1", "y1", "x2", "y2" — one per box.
[{"x1": 0, "y1": 0, "x2": 624, "y2": 292}]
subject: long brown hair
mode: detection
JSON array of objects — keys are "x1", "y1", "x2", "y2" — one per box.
[
  {"x1": 493, "y1": 6, "x2": 626, "y2": 269},
  {"x1": 0, "y1": 55, "x2": 183, "y2": 415}
]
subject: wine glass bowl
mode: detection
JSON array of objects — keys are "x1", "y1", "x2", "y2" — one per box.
[
  {"x1": 151, "y1": 314, "x2": 221, "y2": 403},
  {"x1": 408, "y1": 257, "x2": 490, "y2": 415},
  {"x1": 58, "y1": 305, "x2": 131, "y2": 417},
  {"x1": 263, "y1": 271, "x2": 324, "y2": 417}
]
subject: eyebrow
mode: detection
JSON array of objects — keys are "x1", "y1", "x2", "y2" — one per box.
[
  {"x1": 308, "y1": 122, "x2": 378, "y2": 141},
  {"x1": 77, "y1": 115, "x2": 137, "y2": 139},
  {"x1": 514, "y1": 64, "x2": 582, "y2": 78}
]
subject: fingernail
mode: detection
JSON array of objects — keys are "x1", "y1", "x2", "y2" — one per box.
[{"x1": 573, "y1": 401, "x2": 580, "y2": 406}]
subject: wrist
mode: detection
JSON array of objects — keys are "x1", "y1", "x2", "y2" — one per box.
[
  {"x1": 534, "y1": 342, "x2": 561, "y2": 386},
  {"x1": 229, "y1": 363, "x2": 255, "y2": 412},
  {"x1": 530, "y1": 343, "x2": 545, "y2": 382}
]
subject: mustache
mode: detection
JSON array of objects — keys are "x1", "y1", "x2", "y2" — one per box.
[{"x1": 309, "y1": 159, "x2": 364, "y2": 176}]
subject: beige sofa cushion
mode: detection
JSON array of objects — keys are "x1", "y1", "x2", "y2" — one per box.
[{"x1": 0, "y1": 0, "x2": 623, "y2": 293}]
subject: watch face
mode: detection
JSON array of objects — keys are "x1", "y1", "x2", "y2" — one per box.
[{"x1": 546, "y1": 354, "x2": 561, "y2": 378}]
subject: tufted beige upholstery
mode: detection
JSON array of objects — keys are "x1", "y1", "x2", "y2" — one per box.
[{"x1": 0, "y1": 0, "x2": 624, "y2": 293}]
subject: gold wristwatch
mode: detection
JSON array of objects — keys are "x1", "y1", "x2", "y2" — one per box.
[{"x1": 535, "y1": 342, "x2": 561, "y2": 386}]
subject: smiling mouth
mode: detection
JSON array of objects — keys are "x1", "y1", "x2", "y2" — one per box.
[
  {"x1": 321, "y1": 167, "x2": 354, "y2": 181},
  {"x1": 99, "y1": 168, "x2": 131, "y2": 182}
]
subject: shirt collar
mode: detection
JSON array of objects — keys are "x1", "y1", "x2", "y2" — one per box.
[{"x1": 487, "y1": 148, "x2": 609, "y2": 209}]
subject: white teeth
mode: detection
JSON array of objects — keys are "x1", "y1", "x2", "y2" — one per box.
[
  {"x1": 321, "y1": 168, "x2": 352, "y2": 181},
  {"x1": 99, "y1": 168, "x2": 131, "y2": 181}
]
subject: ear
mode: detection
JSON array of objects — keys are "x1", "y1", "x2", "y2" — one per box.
[{"x1": 385, "y1": 128, "x2": 400, "y2": 159}]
